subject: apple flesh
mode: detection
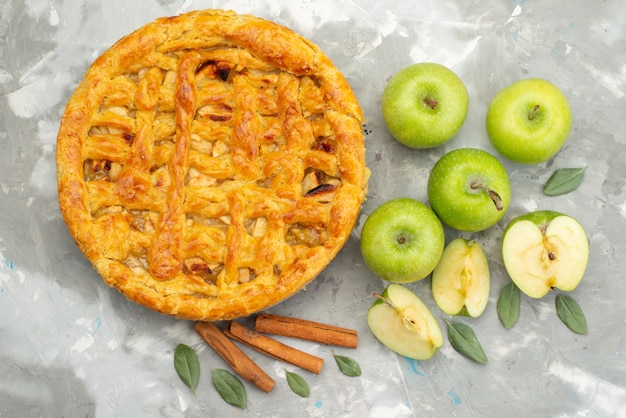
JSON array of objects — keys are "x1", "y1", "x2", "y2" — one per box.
[
  {"x1": 367, "y1": 284, "x2": 443, "y2": 360},
  {"x1": 427, "y1": 148, "x2": 511, "y2": 232},
  {"x1": 360, "y1": 198, "x2": 444, "y2": 283},
  {"x1": 382, "y1": 62, "x2": 469, "y2": 148},
  {"x1": 502, "y1": 210, "x2": 589, "y2": 298},
  {"x1": 486, "y1": 78, "x2": 572, "y2": 164},
  {"x1": 432, "y1": 238, "x2": 490, "y2": 317}
]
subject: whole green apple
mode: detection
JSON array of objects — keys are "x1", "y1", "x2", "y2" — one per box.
[
  {"x1": 502, "y1": 210, "x2": 589, "y2": 298},
  {"x1": 486, "y1": 78, "x2": 572, "y2": 164},
  {"x1": 427, "y1": 148, "x2": 511, "y2": 232},
  {"x1": 360, "y1": 198, "x2": 444, "y2": 283},
  {"x1": 381, "y1": 62, "x2": 469, "y2": 148}
]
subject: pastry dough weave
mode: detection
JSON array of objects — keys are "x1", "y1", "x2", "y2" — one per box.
[{"x1": 56, "y1": 9, "x2": 367, "y2": 321}]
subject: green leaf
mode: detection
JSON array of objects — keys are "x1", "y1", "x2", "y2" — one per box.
[
  {"x1": 497, "y1": 281, "x2": 521, "y2": 329},
  {"x1": 333, "y1": 353, "x2": 361, "y2": 377},
  {"x1": 212, "y1": 369, "x2": 247, "y2": 408},
  {"x1": 543, "y1": 167, "x2": 587, "y2": 196},
  {"x1": 285, "y1": 370, "x2": 310, "y2": 397},
  {"x1": 445, "y1": 320, "x2": 488, "y2": 364},
  {"x1": 174, "y1": 343, "x2": 200, "y2": 395},
  {"x1": 556, "y1": 295, "x2": 588, "y2": 334}
]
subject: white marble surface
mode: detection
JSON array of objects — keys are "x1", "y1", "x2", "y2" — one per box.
[{"x1": 1, "y1": 0, "x2": 625, "y2": 416}]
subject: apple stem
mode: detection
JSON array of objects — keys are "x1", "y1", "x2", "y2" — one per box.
[
  {"x1": 528, "y1": 104, "x2": 540, "y2": 121},
  {"x1": 373, "y1": 292, "x2": 397, "y2": 310},
  {"x1": 423, "y1": 97, "x2": 438, "y2": 110},
  {"x1": 470, "y1": 182, "x2": 504, "y2": 211},
  {"x1": 373, "y1": 293, "x2": 418, "y2": 328}
]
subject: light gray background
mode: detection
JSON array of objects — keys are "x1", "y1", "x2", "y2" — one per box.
[{"x1": 1, "y1": 0, "x2": 624, "y2": 416}]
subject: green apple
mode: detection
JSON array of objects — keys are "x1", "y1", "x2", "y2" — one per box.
[
  {"x1": 486, "y1": 78, "x2": 572, "y2": 164},
  {"x1": 381, "y1": 62, "x2": 469, "y2": 148},
  {"x1": 432, "y1": 238, "x2": 490, "y2": 317},
  {"x1": 360, "y1": 198, "x2": 444, "y2": 283},
  {"x1": 502, "y1": 210, "x2": 589, "y2": 298},
  {"x1": 367, "y1": 284, "x2": 443, "y2": 360},
  {"x1": 427, "y1": 148, "x2": 511, "y2": 232}
]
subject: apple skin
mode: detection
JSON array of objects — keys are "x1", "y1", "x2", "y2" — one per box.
[
  {"x1": 431, "y1": 238, "x2": 490, "y2": 317},
  {"x1": 427, "y1": 148, "x2": 511, "y2": 232},
  {"x1": 486, "y1": 78, "x2": 572, "y2": 164},
  {"x1": 382, "y1": 62, "x2": 469, "y2": 148},
  {"x1": 360, "y1": 198, "x2": 444, "y2": 283},
  {"x1": 502, "y1": 210, "x2": 589, "y2": 298},
  {"x1": 367, "y1": 284, "x2": 444, "y2": 360}
]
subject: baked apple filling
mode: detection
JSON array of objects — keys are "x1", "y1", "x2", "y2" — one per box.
[
  {"x1": 286, "y1": 223, "x2": 329, "y2": 247},
  {"x1": 302, "y1": 168, "x2": 341, "y2": 200}
]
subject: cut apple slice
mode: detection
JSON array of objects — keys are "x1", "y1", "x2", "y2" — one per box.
[
  {"x1": 432, "y1": 238, "x2": 490, "y2": 317},
  {"x1": 502, "y1": 211, "x2": 589, "y2": 298},
  {"x1": 367, "y1": 284, "x2": 443, "y2": 360}
]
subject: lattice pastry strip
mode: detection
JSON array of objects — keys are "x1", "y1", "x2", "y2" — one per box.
[{"x1": 57, "y1": 9, "x2": 367, "y2": 320}]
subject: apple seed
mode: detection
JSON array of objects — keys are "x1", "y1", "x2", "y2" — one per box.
[{"x1": 539, "y1": 227, "x2": 557, "y2": 261}]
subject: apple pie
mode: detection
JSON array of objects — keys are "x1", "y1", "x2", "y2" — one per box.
[{"x1": 56, "y1": 9, "x2": 368, "y2": 321}]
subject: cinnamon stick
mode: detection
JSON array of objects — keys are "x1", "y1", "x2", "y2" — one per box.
[
  {"x1": 225, "y1": 320, "x2": 324, "y2": 374},
  {"x1": 194, "y1": 321, "x2": 275, "y2": 393},
  {"x1": 254, "y1": 314, "x2": 358, "y2": 349}
]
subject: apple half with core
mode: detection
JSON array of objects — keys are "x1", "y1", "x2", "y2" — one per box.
[
  {"x1": 486, "y1": 78, "x2": 572, "y2": 164},
  {"x1": 432, "y1": 238, "x2": 490, "y2": 317},
  {"x1": 427, "y1": 148, "x2": 511, "y2": 232},
  {"x1": 360, "y1": 198, "x2": 444, "y2": 283},
  {"x1": 502, "y1": 210, "x2": 589, "y2": 298},
  {"x1": 381, "y1": 62, "x2": 469, "y2": 148},
  {"x1": 367, "y1": 284, "x2": 444, "y2": 360}
]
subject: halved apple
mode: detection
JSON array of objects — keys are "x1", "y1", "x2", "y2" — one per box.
[
  {"x1": 502, "y1": 210, "x2": 589, "y2": 298},
  {"x1": 367, "y1": 284, "x2": 443, "y2": 360},
  {"x1": 432, "y1": 238, "x2": 490, "y2": 317}
]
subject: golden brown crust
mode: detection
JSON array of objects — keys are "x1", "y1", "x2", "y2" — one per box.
[{"x1": 56, "y1": 9, "x2": 367, "y2": 321}]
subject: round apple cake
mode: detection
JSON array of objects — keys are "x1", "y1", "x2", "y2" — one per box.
[{"x1": 56, "y1": 9, "x2": 368, "y2": 321}]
